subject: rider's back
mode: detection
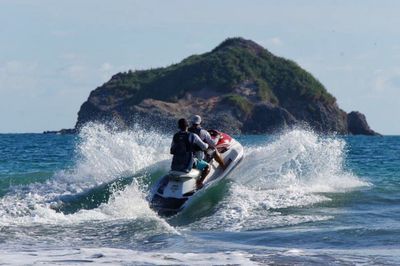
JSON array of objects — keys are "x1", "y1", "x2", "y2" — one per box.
[{"x1": 170, "y1": 131, "x2": 194, "y2": 173}]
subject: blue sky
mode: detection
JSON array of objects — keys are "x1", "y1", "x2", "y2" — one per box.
[{"x1": 0, "y1": 0, "x2": 399, "y2": 134}]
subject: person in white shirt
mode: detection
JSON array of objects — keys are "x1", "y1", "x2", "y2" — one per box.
[{"x1": 188, "y1": 115, "x2": 226, "y2": 170}]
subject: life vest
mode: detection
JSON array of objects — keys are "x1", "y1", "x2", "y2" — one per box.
[
  {"x1": 170, "y1": 131, "x2": 194, "y2": 172},
  {"x1": 188, "y1": 126, "x2": 203, "y2": 151}
]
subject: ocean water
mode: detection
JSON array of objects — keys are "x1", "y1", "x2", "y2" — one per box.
[{"x1": 0, "y1": 124, "x2": 399, "y2": 265}]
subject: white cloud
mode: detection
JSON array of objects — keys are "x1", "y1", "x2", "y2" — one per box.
[
  {"x1": 0, "y1": 60, "x2": 37, "y2": 73},
  {"x1": 99, "y1": 62, "x2": 115, "y2": 81},
  {"x1": 374, "y1": 75, "x2": 387, "y2": 92},
  {"x1": 270, "y1": 37, "x2": 283, "y2": 46},
  {"x1": 63, "y1": 64, "x2": 88, "y2": 83},
  {"x1": 100, "y1": 62, "x2": 113, "y2": 72},
  {"x1": 258, "y1": 37, "x2": 283, "y2": 47},
  {"x1": 61, "y1": 62, "x2": 121, "y2": 85},
  {"x1": 372, "y1": 68, "x2": 400, "y2": 93},
  {"x1": 0, "y1": 61, "x2": 39, "y2": 93}
]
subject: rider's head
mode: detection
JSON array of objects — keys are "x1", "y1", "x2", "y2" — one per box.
[
  {"x1": 191, "y1": 115, "x2": 202, "y2": 126},
  {"x1": 178, "y1": 118, "x2": 189, "y2": 131}
]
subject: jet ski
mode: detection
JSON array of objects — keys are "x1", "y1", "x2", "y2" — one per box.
[{"x1": 149, "y1": 130, "x2": 244, "y2": 216}]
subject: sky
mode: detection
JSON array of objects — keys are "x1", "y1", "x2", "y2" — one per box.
[{"x1": 0, "y1": 0, "x2": 399, "y2": 134}]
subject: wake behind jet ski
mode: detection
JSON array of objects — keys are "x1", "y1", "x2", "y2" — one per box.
[{"x1": 149, "y1": 118, "x2": 243, "y2": 216}]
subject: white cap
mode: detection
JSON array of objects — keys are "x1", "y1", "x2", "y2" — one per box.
[{"x1": 191, "y1": 115, "x2": 202, "y2": 125}]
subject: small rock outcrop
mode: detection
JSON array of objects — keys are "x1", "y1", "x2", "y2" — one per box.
[
  {"x1": 43, "y1": 128, "x2": 76, "y2": 134},
  {"x1": 347, "y1": 111, "x2": 379, "y2": 135}
]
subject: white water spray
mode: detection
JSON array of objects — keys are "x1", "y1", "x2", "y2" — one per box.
[
  {"x1": 0, "y1": 123, "x2": 173, "y2": 229},
  {"x1": 0, "y1": 126, "x2": 369, "y2": 233},
  {"x1": 188, "y1": 129, "x2": 369, "y2": 231}
]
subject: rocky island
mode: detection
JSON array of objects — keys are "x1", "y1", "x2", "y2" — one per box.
[{"x1": 71, "y1": 37, "x2": 378, "y2": 135}]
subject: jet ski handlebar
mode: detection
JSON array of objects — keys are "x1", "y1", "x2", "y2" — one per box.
[
  {"x1": 207, "y1": 129, "x2": 233, "y2": 152},
  {"x1": 207, "y1": 129, "x2": 221, "y2": 138}
]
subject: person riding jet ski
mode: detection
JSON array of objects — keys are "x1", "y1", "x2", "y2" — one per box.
[
  {"x1": 189, "y1": 115, "x2": 226, "y2": 187},
  {"x1": 170, "y1": 119, "x2": 209, "y2": 184},
  {"x1": 150, "y1": 118, "x2": 244, "y2": 216}
]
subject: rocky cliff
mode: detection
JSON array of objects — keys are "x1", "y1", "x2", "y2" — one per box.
[{"x1": 75, "y1": 37, "x2": 378, "y2": 135}]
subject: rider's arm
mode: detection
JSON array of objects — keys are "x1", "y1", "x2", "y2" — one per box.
[
  {"x1": 170, "y1": 139, "x2": 175, "y2": 154},
  {"x1": 192, "y1": 134, "x2": 208, "y2": 151},
  {"x1": 202, "y1": 130, "x2": 217, "y2": 148}
]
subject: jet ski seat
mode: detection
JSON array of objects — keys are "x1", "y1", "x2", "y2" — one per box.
[{"x1": 168, "y1": 169, "x2": 201, "y2": 181}]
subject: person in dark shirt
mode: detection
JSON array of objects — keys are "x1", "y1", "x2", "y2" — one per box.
[{"x1": 170, "y1": 119, "x2": 209, "y2": 188}]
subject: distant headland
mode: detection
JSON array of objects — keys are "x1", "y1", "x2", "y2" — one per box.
[{"x1": 46, "y1": 37, "x2": 379, "y2": 135}]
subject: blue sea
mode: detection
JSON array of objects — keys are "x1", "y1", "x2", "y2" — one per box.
[{"x1": 0, "y1": 124, "x2": 399, "y2": 265}]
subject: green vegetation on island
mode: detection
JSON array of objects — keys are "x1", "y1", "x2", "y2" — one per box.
[{"x1": 100, "y1": 37, "x2": 334, "y2": 106}]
